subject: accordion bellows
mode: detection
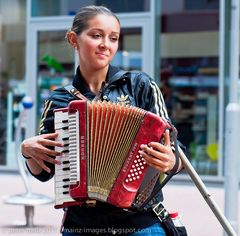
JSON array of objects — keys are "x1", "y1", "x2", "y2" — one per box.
[{"x1": 54, "y1": 100, "x2": 170, "y2": 209}]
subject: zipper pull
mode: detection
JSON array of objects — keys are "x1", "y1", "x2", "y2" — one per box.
[{"x1": 93, "y1": 82, "x2": 109, "y2": 101}]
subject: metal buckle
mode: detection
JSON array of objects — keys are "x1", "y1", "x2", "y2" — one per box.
[
  {"x1": 85, "y1": 199, "x2": 96, "y2": 208},
  {"x1": 152, "y1": 202, "x2": 169, "y2": 222}
]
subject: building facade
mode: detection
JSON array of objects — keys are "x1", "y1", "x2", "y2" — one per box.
[{"x1": 0, "y1": 0, "x2": 234, "y2": 180}]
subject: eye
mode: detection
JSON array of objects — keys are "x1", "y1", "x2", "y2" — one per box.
[
  {"x1": 92, "y1": 34, "x2": 102, "y2": 39},
  {"x1": 110, "y1": 36, "x2": 118, "y2": 42}
]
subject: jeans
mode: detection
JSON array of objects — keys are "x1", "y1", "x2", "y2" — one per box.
[
  {"x1": 129, "y1": 223, "x2": 166, "y2": 235},
  {"x1": 62, "y1": 223, "x2": 166, "y2": 236}
]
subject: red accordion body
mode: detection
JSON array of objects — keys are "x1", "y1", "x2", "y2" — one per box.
[{"x1": 54, "y1": 100, "x2": 170, "y2": 209}]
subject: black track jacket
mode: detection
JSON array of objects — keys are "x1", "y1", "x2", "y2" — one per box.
[{"x1": 27, "y1": 65, "x2": 170, "y2": 232}]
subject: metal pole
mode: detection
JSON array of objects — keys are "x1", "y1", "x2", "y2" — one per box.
[
  {"x1": 15, "y1": 109, "x2": 32, "y2": 193},
  {"x1": 224, "y1": 0, "x2": 240, "y2": 234},
  {"x1": 218, "y1": 0, "x2": 227, "y2": 178},
  {"x1": 152, "y1": 0, "x2": 161, "y2": 85},
  {"x1": 178, "y1": 148, "x2": 237, "y2": 236}
]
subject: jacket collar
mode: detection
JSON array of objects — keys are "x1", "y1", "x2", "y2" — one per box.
[{"x1": 72, "y1": 65, "x2": 127, "y2": 93}]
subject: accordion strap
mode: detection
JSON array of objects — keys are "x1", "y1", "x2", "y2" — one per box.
[
  {"x1": 64, "y1": 85, "x2": 88, "y2": 101},
  {"x1": 140, "y1": 123, "x2": 181, "y2": 210}
]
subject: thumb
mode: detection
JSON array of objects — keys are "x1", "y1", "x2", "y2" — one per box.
[{"x1": 164, "y1": 129, "x2": 171, "y2": 146}]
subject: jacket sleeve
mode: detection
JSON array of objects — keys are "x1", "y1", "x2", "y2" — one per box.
[
  {"x1": 146, "y1": 79, "x2": 169, "y2": 120},
  {"x1": 39, "y1": 99, "x2": 55, "y2": 135},
  {"x1": 26, "y1": 99, "x2": 56, "y2": 182},
  {"x1": 142, "y1": 75, "x2": 186, "y2": 175},
  {"x1": 135, "y1": 73, "x2": 169, "y2": 120}
]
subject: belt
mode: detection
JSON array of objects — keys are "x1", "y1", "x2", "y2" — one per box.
[
  {"x1": 80, "y1": 199, "x2": 150, "y2": 212},
  {"x1": 80, "y1": 200, "x2": 133, "y2": 212},
  {"x1": 81, "y1": 199, "x2": 97, "y2": 208}
]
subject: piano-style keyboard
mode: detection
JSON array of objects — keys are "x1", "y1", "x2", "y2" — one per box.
[{"x1": 54, "y1": 109, "x2": 80, "y2": 208}]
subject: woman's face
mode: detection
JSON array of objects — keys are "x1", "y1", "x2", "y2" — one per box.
[{"x1": 77, "y1": 14, "x2": 120, "y2": 71}]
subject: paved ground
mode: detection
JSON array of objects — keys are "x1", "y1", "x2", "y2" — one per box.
[{"x1": 0, "y1": 172, "x2": 239, "y2": 236}]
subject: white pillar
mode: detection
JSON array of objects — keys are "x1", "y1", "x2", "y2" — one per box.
[{"x1": 224, "y1": 0, "x2": 240, "y2": 234}]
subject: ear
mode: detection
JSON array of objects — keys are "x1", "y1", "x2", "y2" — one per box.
[{"x1": 67, "y1": 31, "x2": 78, "y2": 49}]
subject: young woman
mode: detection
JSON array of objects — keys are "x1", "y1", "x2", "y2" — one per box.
[{"x1": 21, "y1": 5, "x2": 182, "y2": 235}]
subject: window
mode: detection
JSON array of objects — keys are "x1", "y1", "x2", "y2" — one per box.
[
  {"x1": 161, "y1": 0, "x2": 219, "y2": 175},
  {"x1": 31, "y1": 0, "x2": 150, "y2": 17}
]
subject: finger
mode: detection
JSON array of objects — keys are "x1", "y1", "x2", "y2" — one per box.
[
  {"x1": 139, "y1": 149, "x2": 168, "y2": 164},
  {"x1": 33, "y1": 158, "x2": 51, "y2": 173},
  {"x1": 44, "y1": 155, "x2": 61, "y2": 165},
  {"x1": 140, "y1": 142, "x2": 168, "y2": 155},
  {"x1": 163, "y1": 129, "x2": 171, "y2": 146},
  {"x1": 40, "y1": 147, "x2": 62, "y2": 159},
  {"x1": 139, "y1": 150, "x2": 167, "y2": 171},
  {"x1": 40, "y1": 139, "x2": 64, "y2": 147},
  {"x1": 140, "y1": 145, "x2": 162, "y2": 159},
  {"x1": 42, "y1": 132, "x2": 59, "y2": 139},
  {"x1": 35, "y1": 152, "x2": 61, "y2": 165}
]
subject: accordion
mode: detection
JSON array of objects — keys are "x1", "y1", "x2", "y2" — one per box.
[{"x1": 54, "y1": 100, "x2": 171, "y2": 209}]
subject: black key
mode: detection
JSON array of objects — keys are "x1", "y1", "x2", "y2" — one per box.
[
  {"x1": 62, "y1": 161, "x2": 70, "y2": 164},
  {"x1": 62, "y1": 167, "x2": 70, "y2": 171},
  {"x1": 62, "y1": 178, "x2": 70, "y2": 182},
  {"x1": 62, "y1": 150, "x2": 69, "y2": 153}
]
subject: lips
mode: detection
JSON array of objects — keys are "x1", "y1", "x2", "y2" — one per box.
[{"x1": 96, "y1": 52, "x2": 108, "y2": 57}]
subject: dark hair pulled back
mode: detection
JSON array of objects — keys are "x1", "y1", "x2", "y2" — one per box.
[{"x1": 69, "y1": 5, "x2": 120, "y2": 36}]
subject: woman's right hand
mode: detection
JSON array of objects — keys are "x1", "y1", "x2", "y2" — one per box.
[{"x1": 21, "y1": 132, "x2": 63, "y2": 173}]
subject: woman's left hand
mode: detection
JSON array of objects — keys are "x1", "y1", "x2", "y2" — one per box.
[{"x1": 139, "y1": 130, "x2": 176, "y2": 173}]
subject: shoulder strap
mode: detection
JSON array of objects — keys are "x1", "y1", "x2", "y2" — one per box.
[
  {"x1": 64, "y1": 70, "x2": 127, "y2": 101},
  {"x1": 64, "y1": 84, "x2": 88, "y2": 101},
  {"x1": 138, "y1": 124, "x2": 181, "y2": 210}
]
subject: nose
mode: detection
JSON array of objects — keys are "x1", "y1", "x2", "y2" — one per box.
[{"x1": 99, "y1": 38, "x2": 110, "y2": 49}]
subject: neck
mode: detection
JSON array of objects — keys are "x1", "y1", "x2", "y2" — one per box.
[{"x1": 80, "y1": 66, "x2": 109, "y2": 94}]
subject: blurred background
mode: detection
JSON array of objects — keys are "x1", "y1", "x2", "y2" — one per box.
[{"x1": 0, "y1": 0, "x2": 226, "y2": 176}]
